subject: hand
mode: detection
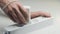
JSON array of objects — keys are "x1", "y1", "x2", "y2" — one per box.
[{"x1": 2, "y1": 1, "x2": 29, "y2": 24}]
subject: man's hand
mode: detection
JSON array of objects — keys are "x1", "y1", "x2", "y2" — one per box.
[{"x1": 2, "y1": 1, "x2": 29, "y2": 24}]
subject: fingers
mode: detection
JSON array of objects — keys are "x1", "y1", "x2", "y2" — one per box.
[
  {"x1": 6, "y1": 10, "x2": 17, "y2": 22},
  {"x1": 17, "y1": 3, "x2": 29, "y2": 21},
  {"x1": 31, "y1": 11, "x2": 51, "y2": 19},
  {"x1": 3, "y1": 6, "x2": 17, "y2": 22},
  {"x1": 12, "y1": 6, "x2": 26, "y2": 24},
  {"x1": 10, "y1": 3, "x2": 27, "y2": 24}
]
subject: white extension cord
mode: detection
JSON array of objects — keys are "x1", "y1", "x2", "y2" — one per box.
[
  {"x1": 2, "y1": 6, "x2": 54, "y2": 34},
  {"x1": 3, "y1": 17, "x2": 54, "y2": 34}
]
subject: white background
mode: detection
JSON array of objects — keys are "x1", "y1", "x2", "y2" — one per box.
[{"x1": 0, "y1": 0, "x2": 60, "y2": 34}]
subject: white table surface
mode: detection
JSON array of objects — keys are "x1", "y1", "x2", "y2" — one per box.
[{"x1": 0, "y1": 0, "x2": 60, "y2": 34}]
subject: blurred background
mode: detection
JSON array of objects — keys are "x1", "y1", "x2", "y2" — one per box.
[{"x1": 0, "y1": 0, "x2": 60, "y2": 34}]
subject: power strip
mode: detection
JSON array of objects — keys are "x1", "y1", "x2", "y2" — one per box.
[{"x1": 3, "y1": 17, "x2": 54, "y2": 34}]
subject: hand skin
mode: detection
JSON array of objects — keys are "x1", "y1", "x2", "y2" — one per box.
[{"x1": 0, "y1": 0, "x2": 51, "y2": 25}]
